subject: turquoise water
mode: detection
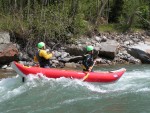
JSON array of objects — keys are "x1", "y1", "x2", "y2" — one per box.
[{"x1": 0, "y1": 65, "x2": 150, "y2": 113}]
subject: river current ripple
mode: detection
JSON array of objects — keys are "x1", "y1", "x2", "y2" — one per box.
[{"x1": 0, "y1": 64, "x2": 150, "y2": 113}]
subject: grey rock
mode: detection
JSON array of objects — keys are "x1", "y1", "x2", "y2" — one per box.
[{"x1": 0, "y1": 32, "x2": 10, "y2": 44}]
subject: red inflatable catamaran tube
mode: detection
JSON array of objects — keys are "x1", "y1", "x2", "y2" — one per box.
[{"x1": 11, "y1": 61, "x2": 126, "y2": 83}]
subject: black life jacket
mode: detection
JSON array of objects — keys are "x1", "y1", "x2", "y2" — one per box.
[
  {"x1": 82, "y1": 54, "x2": 94, "y2": 70},
  {"x1": 36, "y1": 50, "x2": 51, "y2": 68}
]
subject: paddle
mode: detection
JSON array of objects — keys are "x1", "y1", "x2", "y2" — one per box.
[
  {"x1": 82, "y1": 50, "x2": 100, "y2": 81},
  {"x1": 82, "y1": 72, "x2": 89, "y2": 81},
  {"x1": 22, "y1": 77, "x2": 25, "y2": 82},
  {"x1": 82, "y1": 61, "x2": 96, "y2": 81}
]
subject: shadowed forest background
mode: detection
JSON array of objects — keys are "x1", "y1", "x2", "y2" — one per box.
[{"x1": 0, "y1": 0, "x2": 150, "y2": 46}]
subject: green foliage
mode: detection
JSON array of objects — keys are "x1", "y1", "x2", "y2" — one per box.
[
  {"x1": 136, "y1": 5, "x2": 150, "y2": 29},
  {"x1": 118, "y1": 0, "x2": 150, "y2": 30},
  {"x1": 0, "y1": 0, "x2": 149, "y2": 45},
  {"x1": 98, "y1": 24, "x2": 117, "y2": 32},
  {"x1": 81, "y1": 0, "x2": 98, "y2": 23},
  {"x1": 71, "y1": 13, "x2": 91, "y2": 35}
]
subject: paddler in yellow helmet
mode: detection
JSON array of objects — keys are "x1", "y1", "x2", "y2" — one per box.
[
  {"x1": 34, "y1": 42, "x2": 53, "y2": 68},
  {"x1": 82, "y1": 46, "x2": 95, "y2": 72}
]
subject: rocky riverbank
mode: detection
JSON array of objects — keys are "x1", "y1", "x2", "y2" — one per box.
[{"x1": 0, "y1": 31, "x2": 150, "y2": 69}]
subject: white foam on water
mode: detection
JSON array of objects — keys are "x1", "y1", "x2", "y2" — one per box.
[
  {"x1": 25, "y1": 74, "x2": 89, "y2": 90},
  {"x1": 109, "y1": 70, "x2": 150, "y2": 94},
  {"x1": 60, "y1": 96, "x2": 99, "y2": 105},
  {"x1": 136, "y1": 87, "x2": 150, "y2": 92},
  {"x1": 49, "y1": 77, "x2": 108, "y2": 93},
  {"x1": 24, "y1": 70, "x2": 150, "y2": 95},
  {"x1": 1, "y1": 68, "x2": 150, "y2": 103},
  {"x1": 0, "y1": 75, "x2": 26, "y2": 102},
  {"x1": 0, "y1": 73, "x2": 54, "y2": 103},
  {"x1": 80, "y1": 82, "x2": 107, "y2": 93},
  {"x1": 67, "y1": 69, "x2": 150, "y2": 95},
  {"x1": 0, "y1": 86, "x2": 25, "y2": 102}
]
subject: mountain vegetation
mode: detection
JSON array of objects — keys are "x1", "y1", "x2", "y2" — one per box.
[{"x1": 0, "y1": 0, "x2": 150, "y2": 45}]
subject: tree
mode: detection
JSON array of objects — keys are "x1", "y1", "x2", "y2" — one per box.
[{"x1": 109, "y1": 0, "x2": 124, "y2": 23}]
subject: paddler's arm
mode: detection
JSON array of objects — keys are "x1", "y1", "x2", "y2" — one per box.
[{"x1": 39, "y1": 50, "x2": 53, "y2": 59}]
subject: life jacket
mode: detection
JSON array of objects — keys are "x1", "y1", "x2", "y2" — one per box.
[
  {"x1": 36, "y1": 50, "x2": 51, "y2": 68},
  {"x1": 82, "y1": 54, "x2": 94, "y2": 71}
]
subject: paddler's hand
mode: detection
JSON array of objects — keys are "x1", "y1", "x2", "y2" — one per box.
[
  {"x1": 51, "y1": 51, "x2": 55, "y2": 56},
  {"x1": 94, "y1": 60, "x2": 97, "y2": 64},
  {"x1": 88, "y1": 67, "x2": 92, "y2": 72},
  {"x1": 46, "y1": 49, "x2": 50, "y2": 52}
]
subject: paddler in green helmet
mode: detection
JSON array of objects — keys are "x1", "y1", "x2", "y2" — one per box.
[
  {"x1": 82, "y1": 46, "x2": 95, "y2": 72},
  {"x1": 34, "y1": 42, "x2": 53, "y2": 68}
]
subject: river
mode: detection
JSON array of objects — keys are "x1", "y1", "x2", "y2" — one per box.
[{"x1": 0, "y1": 64, "x2": 150, "y2": 113}]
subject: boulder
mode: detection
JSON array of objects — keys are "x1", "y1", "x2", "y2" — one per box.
[
  {"x1": 0, "y1": 43, "x2": 19, "y2": 65},
  {"x1": 65, "y1": 45, "x2": 85, "y2": 56},
  {"x1": 99, "y1": 40, "x2": 120, "y2": 59},
  {"x1": 65, "y1": 62, "x2": 77, "y2": 68},
  {"x1": 127, "y1": 43, "x2": 150, "y2": 63},
  {"x1": 59, "y1": 56, "x2": 83, "y2": 63},
  {"x1": 127, "y1": 48, "x2": 150, "y2": 63},
  {"x1": 115, "y1": 51, "x2": 141, "y2": 64}
]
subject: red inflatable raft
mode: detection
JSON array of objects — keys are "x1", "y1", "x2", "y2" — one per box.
[{"x1": 11, "y1": 61, "x2": 126, "y2": 83}]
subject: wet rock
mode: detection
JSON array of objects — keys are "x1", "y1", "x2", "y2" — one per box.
[
  {"x1": 65, "y1": 45, "x2": 85, "y2": 56},
  {"x1": 52, "y1": 60, "x2": 59, "y2": 64},
  {"x1": 0, "y1": 43, "x2": 19, "y2": 65},
  {"x1": 127, "y1": 48, "x2": 150, "y2": 63},
  {"x1": 6, "y1": 66, "x2": 13, "y2": 70},
  {"x1": 18, "y1": 52, "x2": 31, "y2": 61},
  {"x1": 65, "y1": 62, "x2": 77, "y2": 68},
  {"x1": 101, "y1": 36, "x2": 107, "y2": 42},
  {"x1": 1, "y1": 65, "x2": 7, "y2": 69},
  {"x1": 18, "y1": 61, "x2": 34, "y2": 66},
  {"x1": 99, "y1": 40, "x2": 120, "y2": 59},
  {"x1": 54, "y1": 51, "x2": 62, "y2": 58},
  {"x1": 145, "y1": 30, "x2": 150, "y2": 36},
  {"x1": 3, "y1": 31, "x2": 150, "y2": 68},
  {"x1": 61, "y1": 52, "x2": 69, "y2": 58},
  {"x1": 94, "y1": 36, "x2": 101, "y2": 42},
  {"x1": 115, "y1": 50, "x2": 141, "y2": 64},
  {"x1": 59, "y1": 56, "x2": 83, "y2": 63}
]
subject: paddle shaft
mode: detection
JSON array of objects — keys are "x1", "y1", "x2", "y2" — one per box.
[{"x1": 82, "y1": 61, "x2": 96, "y2": 81}]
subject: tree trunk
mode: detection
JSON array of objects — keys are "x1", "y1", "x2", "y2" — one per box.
[
  {"x1": 95, "y1": 0, "x2": 108, "y2": 27},
  {"x1": 68, "y1": 0, "x2": 79, "y2": 33},
  {"x1": 126, "y1": 13, "x2": 135, "y2": 30},
  {"x1": 27, "y1": 0, "x2": 30, "y2": 21},
  {"x1": 149, "y1": 1, "x2": 150, "y2": 20},
  {"x1": 109, "y1": 0, "x2": 124, "y2": 23}
]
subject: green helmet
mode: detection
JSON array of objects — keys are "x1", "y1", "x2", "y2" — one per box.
[
  {"x1": 87, "y1": 46, "x2": 94, "y2": 51},
  {"x1": 38, "y1": 42, "x2": 45, "y2": 49}
]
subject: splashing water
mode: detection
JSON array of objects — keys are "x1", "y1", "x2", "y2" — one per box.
[{"x1": 0, "y1": 65, "x2": 150, "y2": 113}]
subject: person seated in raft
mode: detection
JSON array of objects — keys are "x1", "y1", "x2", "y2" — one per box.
[
  {"x1": 82, "y1": 46, "x2": 96, "y2": 72},
  {"x1": 34, "y1": 42, "x2": 53, "y2": 68}
]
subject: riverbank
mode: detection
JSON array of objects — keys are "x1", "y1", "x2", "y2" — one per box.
[
  {"x1": 0, "y1": 30, "x2": 150, "y2": 69},
  {"x1": 0, "y1": 69, "x2": 17, "y2": 79}
]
